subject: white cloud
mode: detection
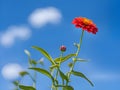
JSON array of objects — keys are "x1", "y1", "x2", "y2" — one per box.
[
  {"x1": 1, "y1": 63, "x2": 23, "y2": 80},
  {"x1": 0, "y1": 26, "x2": 31, "y2": 47},
  {"x1": 28, "y1": 7, "x2": 62, "y2": 28}
]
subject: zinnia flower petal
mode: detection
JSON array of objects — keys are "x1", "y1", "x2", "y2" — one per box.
[{"x1": 72, "y1": 17, "x2": 98, "y2": 34}]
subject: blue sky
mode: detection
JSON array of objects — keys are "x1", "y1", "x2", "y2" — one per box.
[{"x1": 0, "y1": 0, "x2": 120, "y2": 90}]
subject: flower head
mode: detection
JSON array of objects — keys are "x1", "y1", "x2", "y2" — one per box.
[
  {"x1": 72, "y1": 17, "x2": 98, "y2": 34},
  {"x1": 60, "y1": 45, "x2": 66, "y2": 52}
]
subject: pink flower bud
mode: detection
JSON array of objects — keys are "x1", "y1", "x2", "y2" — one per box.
[{"x1": 60, "y1": 45, "x2": 66, "y2": 52}]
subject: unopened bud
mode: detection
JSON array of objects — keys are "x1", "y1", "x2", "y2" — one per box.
[
  {"x1": 60, "y1": 45, "x2": 66, "y2": 52},
  {"x1": 68, "y1": 62, "x2": 73, "y2": 68}
]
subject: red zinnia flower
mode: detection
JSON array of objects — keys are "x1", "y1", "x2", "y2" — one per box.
[{"x1": 72, "y1": 17, "x2": 98, "y2": 34}]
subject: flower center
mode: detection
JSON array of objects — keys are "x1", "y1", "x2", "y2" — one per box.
[{"x1": 83, "y1": 18, "x2": 92, "y2": 25}]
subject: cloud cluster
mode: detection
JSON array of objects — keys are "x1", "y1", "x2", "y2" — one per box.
[
  {"x1": 0, "y1": 7, "x2": 62, "y2": 48},
  {"x1": 0, "y1": 7, "x2": 62, "y2": 80},
  {"x1": 0, "y1": 26, "x2": 31, "y2": 47},
  {"x1": 28, "y1": 7, "x2": 62, "y2": 28},
  {"x1": 1, "y1": 63, "x2": 23, "y2": 80}
]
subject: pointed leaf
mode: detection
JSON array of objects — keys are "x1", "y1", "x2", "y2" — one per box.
[
  {"x1": 56, "y1": 85, "x2": 74, "y2": 90},
  {"x1": 54, "y1": 54, "x2": 76, "y2": 63},
  {"x1": 32, "y1": 46, "x2": 55, "y2": 64},
  {"x1": 71, "y1": 71, "x2": 94, "y2": 86},
  {"x1": 19, "y1": 71, "x2": 29, "y2": 77},
  {"x1": 29, "y1": 67, "x2": 54, "y2": 82},
  {"x1": 63, "y1": 86, "x2": 74, "y2": 90},
  {"x1": 19, "y1": 85, "x2": 36, "y2": 90},
  {"x1": 73, "y1": 58, "x2": 88, "y2": 62},
  {"x1": 12, "y1": 81, "x2": 19, "y2": 86},
  {"x1": 30, "y1": 60, "x2": 37, "y2": 65},
  {"x1": 58, "y1": 69, "x2": 69, "y2": 82}
]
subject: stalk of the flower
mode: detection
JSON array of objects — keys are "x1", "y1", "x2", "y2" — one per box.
[
  {"x1": 67, "y1": 30, "x2": 84, "y2": 85},
  {"x1": 50, "y1": 70, "x2": 55, "y2": 90},
  {"x1": 59, "y1": 51, "x2": 63, "y2": 66},
  {"x1": 76, "y1": 30, "x2": 84, "y2": 56}
]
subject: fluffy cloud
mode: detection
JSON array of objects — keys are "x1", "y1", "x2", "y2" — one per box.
[
  {"x1": 0, "y1": 7, "x2": 61, "y2": 47},
  {"x1": 28, "y1": 7, "x2": 62, "y2": 28},
  {"x1": 0, "y1": 26, "x2": 31, "y2": 47},
  {"x1": 1, "y1": 63, "x2": 23, "y2": 80}
]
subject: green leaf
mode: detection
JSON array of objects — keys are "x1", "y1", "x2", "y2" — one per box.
[
  {"x1": 12, "y1": 81, "x2": 19, "y2": 86},
  {"x1": 29, "y1": 67, "x2": 54, "y2": 82},
  {"x1": 73, "y1": 58, "x2": 88, "y2": 62},
  {"x1": 19, "y1": 71, "x2": 29, "y2": 77},
  {"x1": 58, "y1": 69, "x2": 69, "y2": 82},
  {"x1": 30, "y1": 60, "x2": 37, "y2": 65},
  {"x1": 63, "y1": 86, "x2": 74, "y2": 90},
  {"x1": 19, "y1": 85, "x2": 36, "y2": 90},
  {"x1": 71, "y1": 71, "x2": 94, "y2": 86},
  {"x1": 56, "y1": 85, "x2": 74, "y2": 90},
  {"x1": 32, "y1": 46, "x2": 55, "y2": 64},
  {"x1": 51, "y1": 85, "x2": 58, "y2": 90},
  {"x1": 54, "y1": 54, "x2": 76, "y2": 63}
]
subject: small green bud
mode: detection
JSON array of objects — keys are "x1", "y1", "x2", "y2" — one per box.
[{"x1": 68, "y1": 62, "x2": 73, "y2": 68}]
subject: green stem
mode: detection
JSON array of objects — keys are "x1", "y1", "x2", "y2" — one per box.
[
  {"x1": 52, "y1": 69, "x2": 59, "y2": 90},
  {"x1": 76, "y1": 30, "x2": 84, "y2": 56},
  {"x1": 59, "y1": 51, "x2": 63, "y2": 66},
  {"x1": 55, "y1": 69, "x2": 59, "y2": 80},
  {"x1": 67, "y1": 30, "x2": 84, "y2": 85},
  {"x1": 60, "y1": 51, "x2": 64, "y2": 90},
  {"x1": 54, "y1": 51, "x2": 64, "y2": 90},
  {"x1": 33, "y1": 65, "x2": 37, "y2": 88},
  {"x1": 55, "y1": 69, "x2": 59, "y2": 90},
  {"x1": 15, "y1": 77, "x2": 23, "y2": 90}
]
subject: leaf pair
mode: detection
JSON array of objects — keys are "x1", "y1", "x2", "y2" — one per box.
[
  {"x1": 54, "y1": 54, "x2": 76, "y2": 63},
  {"x1": 32, "y1": 46, "x2": 76, "y2": 65}
]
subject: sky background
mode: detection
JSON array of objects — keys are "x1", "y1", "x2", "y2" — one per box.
[{"x1": 0, "y1": 0, "x2": 120, "y2": 90}]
